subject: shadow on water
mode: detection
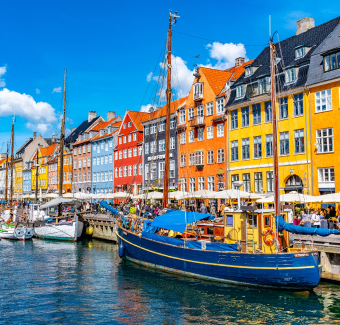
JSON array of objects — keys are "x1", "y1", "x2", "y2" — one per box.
[{"x1": 0, "y1": 238, "x2": 340, "y2": 324}]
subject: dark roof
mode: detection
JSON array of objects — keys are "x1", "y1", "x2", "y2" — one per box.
[
  {"x1": 15, "y1": 138, "x2": 33, "y2": 159},
  {"x1": 226, "y1": 16, "x2": 340, "y2": 108},
  {"x1": 65, "y1": 116, "x2": 100, "y2": 145}
]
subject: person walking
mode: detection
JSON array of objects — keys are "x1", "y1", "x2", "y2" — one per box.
[
  {"x1": 311, "y1": 211, "x2": 321, "y2": 228},
  {"x1": 200, "y1": 203, "x2": 207, "y2": 214}
]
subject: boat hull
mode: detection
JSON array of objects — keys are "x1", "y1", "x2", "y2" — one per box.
[
  {"x1": 34, "y1": 221, "x2": 83, "y2": 242},
  {"x1": 1, "y1": 224, "x2": 34, "y2": 241},
  {"x1": 117, "y1": 227, "x2": 322, "y2": 289}
]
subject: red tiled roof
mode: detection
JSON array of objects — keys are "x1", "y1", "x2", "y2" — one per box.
[
  {"x1": 147, "y1": 96, "x2": 188, "y2": 120},
  {"x1": 199, "y1": 68, "x2": 233, "y2": 96},
  {"x1": 126, "y1": 111, "x2": 150, "y2": 131},
  {"x1": 227, "y1": 59, "x2": 255, "y2": 81},
  {"x1": 40, "y1": 144, "x2": 57, "y2": 158}
]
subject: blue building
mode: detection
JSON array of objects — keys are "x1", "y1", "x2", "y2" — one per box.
[
  {"x1": 91, "y1": 121, "x2": 121, "y2": 195},
  {"x1": 23, "y1": 161, "x2": 33, "y2": 195}
]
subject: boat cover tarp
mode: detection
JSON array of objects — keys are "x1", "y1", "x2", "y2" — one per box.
[
  {"x1": 276, "y1": 216, "x2": 340, "y2": 236},
  {"x1": 0, "y1": 200, "x2": 7, "y2": 204},
  {"x1": 151, "y1": 210, "x2": 214, "y2": 233},
  {"x1": 100, "y1": 200, "x2": 119, "y2": 216},
  {"x1": 40, "y1": 198, "x2": 81, "y2": 209},
  {"x1": 142, "y1": 220, "x2": 159, "y2": 234},
  {"x1": 142, "y1": 231, "x2": 239, "y2": 251}
]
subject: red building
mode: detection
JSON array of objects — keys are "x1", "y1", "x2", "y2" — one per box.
[{"x1": 113, "y1": 111, "x2": 149, "y2": 195}]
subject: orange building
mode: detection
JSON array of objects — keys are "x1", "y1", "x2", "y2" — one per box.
[{"x1": 177, "y1": 58, "x2": 252, "y2": 206}]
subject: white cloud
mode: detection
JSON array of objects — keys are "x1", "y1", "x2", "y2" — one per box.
[
  {"x1": 52, "y1": 87, "x2": 62, "y2": 93},
  {"x1": 205, "y1": 42, "x2": 247, "y2": 70},
  {"x1": 0, "y1": 88, "x2": 58, "y2": 134},
  {"x1": 140, "y1": 104, "x2": 154, "y2": 112},
  {"x1": 146, "y1": 72, "x2": 153, "y2": 82},
  {"x1": 0, "y1": 66, "x2": 6, "y2": 88},
  {"x1": 26, "y1": 122, "x2": 53, "y2": 134},
  {"x1": 171, "y1": 55, "x2": 195, "y2": 98},
  {"x1": 36, "y1": 89, "x2": 40, "y2": 94},
  {"x1": 284, "y1": 11, "x2": 310, "y2": 30}
]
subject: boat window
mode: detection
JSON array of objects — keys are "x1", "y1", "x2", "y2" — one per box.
[
  {"x1": 264, "y1": 215, "x2": 271, "y2": 227},
  {"x1": 248, "y1": 214, "x2": 257, "y2": 227},
  {"x1": 199, "y1": 228, "x2": 205, "y2": 234},
  {"x1": 34, "y1": 206, "x2": 38, "y2": 211},
  {"x1": 226, "y1": 215, "x2": 233, "y2": 226},
  {"x1": 207, "y1": 228, "x2": 214, "y2": 235}
]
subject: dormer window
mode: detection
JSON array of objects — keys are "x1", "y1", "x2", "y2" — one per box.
[
  {"x1": 244, "y1": 66, "x2": 253, "y2": 77},
  {"x1": 193, "y1": 82, "x2": 203, "y2": 100},
  {"x1": 123, "y1": 123, "x2": 126, "y2": 129},
  {"x1": 236, "y1": 85, "x2": 245, "y2": 98},
  {"x1": 128, "y1": 122, "x2": 131, "y2": 127},
  {"x1": 295, "y1": 46, "x2": 306, "y2": 59},
  {"x1": 100, "y1": 130, "x2": 104, "y2": 136},
  {"x1": 285, "y1": 68, "x2": 297, "y2": 84},
  {"x1": 324, "y1": 50, "x2": 340, "y2": 71}
]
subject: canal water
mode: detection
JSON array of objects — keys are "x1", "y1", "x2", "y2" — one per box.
[{"x1": 1, "y1": 239, "x2": 340, "y2": 324}]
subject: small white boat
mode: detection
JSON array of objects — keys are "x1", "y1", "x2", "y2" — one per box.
[
  {"x1": 34, "y1": 219, "x2": 83, "y2": 241},
  {"x1": 0, "y1": 223, "x2": 34, "y2": 240}
]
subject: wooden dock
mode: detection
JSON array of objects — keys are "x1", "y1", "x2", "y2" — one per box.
[{"x1": 83, "y1": 214, "x2": 117, "y2": 243}]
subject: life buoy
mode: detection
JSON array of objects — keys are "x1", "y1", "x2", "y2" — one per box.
[{"x1": 263, "y1": 229, "x2": 275, "y2": 246}]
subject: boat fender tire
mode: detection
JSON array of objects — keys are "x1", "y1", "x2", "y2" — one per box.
[
  {"x1": 118, "y1": 243, "x2": 125, "y2": 258},
  {"x1": 263, "y1": 229, "x2": 275, "y2": 246}
]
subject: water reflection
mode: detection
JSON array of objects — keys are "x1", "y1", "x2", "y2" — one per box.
[{"x1": 0, "y1": 238, "x2": 339, "y2": 324}]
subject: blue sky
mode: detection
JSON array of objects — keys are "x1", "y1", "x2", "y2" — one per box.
[{"x1": 0, "y1": 0, "x2": 339, "y2": 152}]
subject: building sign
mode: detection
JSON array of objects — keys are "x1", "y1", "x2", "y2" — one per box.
[{"x1": 147, "y1": 153, "x2": 173, "y2": 161}]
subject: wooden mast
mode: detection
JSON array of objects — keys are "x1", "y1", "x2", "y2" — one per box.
[
  {"x1": 9, "y1": 118, "x2": 14, "y2": 216},
  {"x1": 163, "y1": 11, "x2": 179, "y2": 209},
  {"x1": 59, "y1": 68, "x2": 67, "y2": 198},
  {"x1": 269, "y1": 38, "x2": 280, "y2": 216},
  {"x1": 5, "y1": 142, "x2": 9, "y2": 202}
]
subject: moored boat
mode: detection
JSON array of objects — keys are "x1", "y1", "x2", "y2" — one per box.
[{"x1": 0, "y1": 222, "x2": 34, "y2": 241}]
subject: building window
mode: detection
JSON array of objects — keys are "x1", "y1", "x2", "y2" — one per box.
[
  {"x1": 253, "y1": 104, "x2": 261, "y2": 125},
  {"x1": 138, "y1": 146, "x2": 142, "y2": 155},
  {"x1": 115, "y1": 152, "x2": 118, "y2": 160},
  {"x1": 242, "y1": 138, "x2": 250, "y2": 160},
  {"x1": 207, "y1": 150, "x2": 214, "y2": 164},
  {"x1": 170, "y1": 160, "x2": 175, "y2": 178},
  {"x1": 208, "y1": 176, "x2": 215, "y2": 191},
  {"x1": 145, "y1": 126, "x2": 149, "y2": 135},
  {"x1": 133, "y1": 147, "x2": 137, "y2": 156},
  {"x1": 180, "y1": 154, "x2": 186, "y2": 167},
  {"x1": 189, "y1": 153, "x2": 195, "y2": 166},
  {"x1": 181, "y1": 178, "x2": 187, "y2": 192},
  {"x1": 294, "y1": 129, "x2": 305, "y2": 153},
  {"x1": 139, "y1": 164, "x2": 143, "y2": 175},
  {"x1": 145, "y1": 143, "x2": 149, "y2": 155},
  {"x1": 123, "y1": 123, "x2": 126, "y2": 129},
  {"x1": 197, "y1": 105, "x2": 203, "y2": 117},
  {"x1": 206, "y1": 102, "x2": 213, "y2": 116},
  {"x1": 324, "y1": 51, "x2": 340, "y2": 71},
  {"x1": 266, "y1": 171, "x2": 273, "y2": 193},
  {"x1": 254, "y1": 172, "x2": 263, "y2": 193},
  {"x1": 133, "y1": 133, "x2": 137, "y2": 141},
  {"x1": 119, "y1": 151, "x2": 122, "y2": 159},
  {"x1": 150, "y1": 123, "x2": 157, "y2": 134},
  {"x1": 295, "y1": 46, "x2": 305, "y2": 59},
  {"x1": 123, "y1": 166, "x2": 127, "y2": 177},
  {"x1": 217, "y1": 149, "x2": 225, "y2": 163},
  {"x1": 170, "y1": 137, "x2": 175, "y2": 150},
  {"x1": 115, "y1": 168, "x2": 118, "y2": 178},
  {"x1": 254, "y1": 136, "x2": 262, "y2": 158},
  {"x1": 241, "y1": 107, "x2": 249, "y2": 127},
  {"x1": 119, "y1": 167, "x2": 122, "y2": 177},
  {"x1": 150, "y1": 141, "x2": 156, "y2": 154},
  {"x1": 279, "y1": 97, "x2": 288, "y2": 119},
  {"x1": 266, "y1": 134, "x2": 273, "y2": 157},
  {"x1": 231, "y1": 140, "x2": 238, "y2": 161},
  {"x1": 279, "y1": 131, "x2": 289, "y2": 155},
  {"x1": 293, "y1": 93, "x2": 303, "y2": 116},
  {"x1": 188, "y1": 107, "x2": 194, "y2": 121},
  {"x1": 217, "y1": 98, "x2": 224, "y2": 115},
  {"x1": 194, "y1": 82, "x2": 203, "y2": 100},
  {"x1": 236, "y1": 85, "x2": 244, "y2": 98},
  {"x1": 243, "y1": 173, "x2": 250, "y2": 192},
  {"x1": 315, "y1": 89, "x2": 332, "y2": 112},
  {"x1": 244, "y1": 66, "x2": 253, "y2": 77},
  {"x1": 217, "y1": 123, "x2": 224, "y2": 137},
  {"x1": 316, "y1": 128, "x2": 333, "y2": 153},
  {"x1": 119, "y1": 137, "x2": 122, "y2": 145},
  {"x1": 123, "y1": 150, "x2": 127, "y2": 158},
  {"x1": 189, "y1": 130, "x2": 195, "y2": 143},
  {"x1": 179, "y1": 109, "x2": 186, "y2": 124},
  {"x1": 159, "y1": 139, "x2": 165, "y2": 152},
  {"x1": 285, "y1": 68, "x2": 297, "y2": 83},
  {"x1": 145, "y1": 164, "x2": 149, "y2": 180},
  {"x1": 159, "y1": 120, "x2": 166, "y2": 132},
  {"x1": 74, "y1": 174, "x2": 77, "y2": 182},
  {"x1": 151, "y1": 163, "x2": 157, "y2": 180},
  {"x1": 128, "y1": 134, "x2": 131, "y2": 142},
  {"x1": 265, "y1": 101, "x2": 272, "y2": 122},
  {"x1": 159, "y1": 162, "x2": 165, "y2": 179},
  {"x1": 195, "y1": 151, "x2": 204, "y2": 165},
  {"x1": 231, "y1": 174, "x2": 239, "y2": 189},
  {"x1": 189, "y1": 177, "x2": 195, "y2": 192},
  {"x1": 170, "y1": 117, "x2": 175, "y2": 129},
  {"x1": 198, "y1": 177, "x2": 205, "y2": 190},
  {"x1": 198, "y1": 128, "x2": 204, "y2": 141},
  {"x1": 230, "y1": 110, "x2": 238, "y2": 130},
  {"x1": 180, "y1": 132, "x2": 186, "y2": 144},
  {"x1": 318, "y1": 167, "x2": 335, "y2": 183}
]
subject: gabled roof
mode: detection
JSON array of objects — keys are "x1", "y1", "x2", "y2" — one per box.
[
  {"x1": 40, "y1": 144, "x2": 57, "y2": 158},
  {"x1": 144, "y1": 96, "x2": 188, "y2": 122},
  {"x1": 65, "y1": 116, "x2": 101, "y2": 145},
  {"x1": 200, "y1": 68, "x2": 233, "y2": 96},
  {"x1": 123, "y1": 111, "x2": 150, "y2": 132},
  {"x1": 226, "y1": 16, "x2": 340, "y2": 108},
  {"x1": 227, "y1": 59, "x2": 255, "y2": 81},
  {"x1": 15, "y1": 138, "x2": 33, "y2": 158}
]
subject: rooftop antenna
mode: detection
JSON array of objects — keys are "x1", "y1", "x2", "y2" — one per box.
[
  {"x1": 269, "y1": 15, "x2": 271, "y2": 38},
  {"x1": 193, "y1": 54, "x2": 200, "y2": 79}
]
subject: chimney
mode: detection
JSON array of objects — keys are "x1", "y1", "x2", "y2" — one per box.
[
  {"x1": 235, "y1": 57, "x2": 245, "y2": 68},
  {"x1": 107, "y1": 111, "x2": 115, "y2": 121},
  {"x1": 296, "y1": 17, "x2": 315, "y2": 35},
  {"x1": 33, "y1": 132, "x2": 37, "y2": 139},
  {"x1": 88, "y1": 111, "x2": 97, "y2": 122},
  {"x1": 51, "y1": 134, "x2": 55, "y2": 143},
  {"x1": 72, "y1": 128, "x2": 76, "y2": 132}
]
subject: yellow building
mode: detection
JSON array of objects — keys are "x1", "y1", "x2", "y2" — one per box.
[{"x1": 14, "y1": 160, "x2": 23, "y2": 195}]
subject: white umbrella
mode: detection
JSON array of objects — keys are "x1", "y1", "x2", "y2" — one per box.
[
  {"x1": 134, "y1": 191, "x2": 163, "y2": 200},
  {"x1": 212, "y1": 189, "x2": 262, "y2": 200},
  {"x1": 74, "y1": 192, "x2": 92, "y2": 199},
  {"x1": 112, "y1": 192, "x2": 132, "y2": 199},
  {"x1": 45, "y1": 193, "x2": 59, "y2": 198},
  {"x1": 168, "y1": 191, "x2": 189, "y2": 199},
  {"x1": 256, "y1": 193, "x2": 321, "y2": 204},
  {"x1": 319, "y1": 192, "x2": 340, "y2": 203},
  {"x1": 102, "y1": 193, "x2": 115, "y2": 199},
  {"x1": 177, "y1": 190, "x2": 217, "y2": 200},
  {"x1": 63, "y1": 193, "x2": 74, "y2": 198}
]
